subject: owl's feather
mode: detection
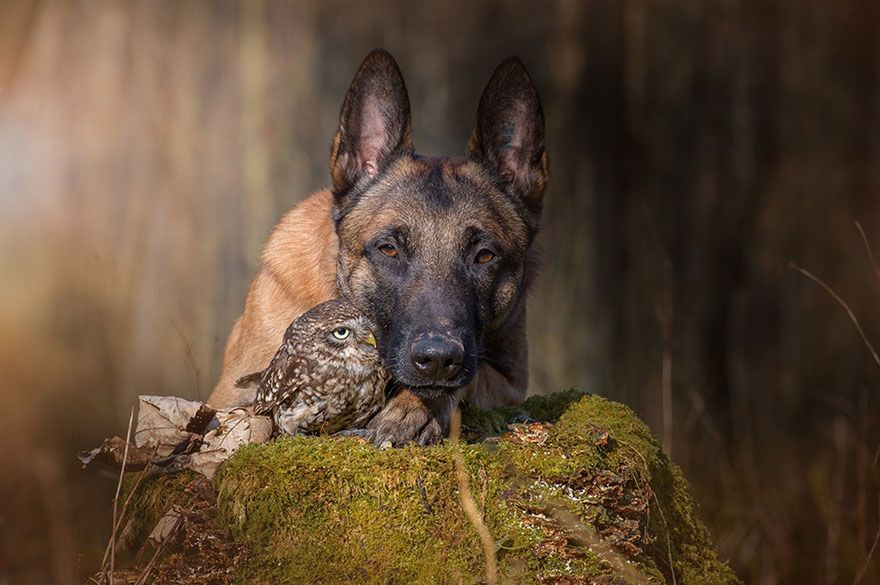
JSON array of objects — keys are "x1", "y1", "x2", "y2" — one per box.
[
  {"x1": 249, "y1": 343, "x2": 304, "y2": 414},
  {"x1": 238, "y1": 299, "x2": 388, "y2": 435}
]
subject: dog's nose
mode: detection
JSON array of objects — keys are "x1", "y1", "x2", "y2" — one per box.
[{"x1": 410, "y1": 335, "x2": 464, "y2": 382}]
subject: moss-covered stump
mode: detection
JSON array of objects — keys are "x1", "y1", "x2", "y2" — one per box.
[{"x1": 125, "y1": 391, "x2": 739, "y2": 584}]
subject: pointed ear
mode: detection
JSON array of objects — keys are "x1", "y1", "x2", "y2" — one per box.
[
  {"x1": 468, "y1": 57, "x2": 548, "y2": 214},
  {"x1": 329, "y1": 50, "x2": 413, "y2": 199}
]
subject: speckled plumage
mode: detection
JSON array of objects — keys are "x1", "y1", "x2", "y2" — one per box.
[{"x1": 235, "y1": 299, "x2": 389, "y2": 436}]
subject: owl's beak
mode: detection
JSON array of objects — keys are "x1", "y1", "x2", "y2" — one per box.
[{"x1": 364, "y1": 332, "x2": 377, "y2": 348}]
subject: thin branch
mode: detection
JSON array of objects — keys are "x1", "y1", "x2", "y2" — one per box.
[
  {"x1": 171, "y1": 320, "x2": 202, "y2": 401},
  {"x1": 852, "y1": 500, "x2": 880, "y2": 585},
  {"x1": 450, "y1": 409, "x2": 498, "y2": 585},
  {"x1": 855, "y1": 221, "x2": 880, "y2": 288},
  {"x1": 545, "y1": 502, "x2": 655, "y2": 585},
  {"x1": 134, "y1": 503, "x2": 187, "y2": 585},
  {"x1": 619, "y1": 438, "x2": 677, "y2": 585},
  {"x1": 789, "y1": 263, "x2": 880, "y2": 369},
  {"x1": 101, "y1": 408, "x2": 134, "y2": 585},
  {"x1": 641, "y1": 200, "x2": 675, "y2": 456}
]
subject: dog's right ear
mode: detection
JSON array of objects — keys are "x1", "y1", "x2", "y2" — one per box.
[{"x1": 329, "y1": 50, "x2": 413, "y2": 200}]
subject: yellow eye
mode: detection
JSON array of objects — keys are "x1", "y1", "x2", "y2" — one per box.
[
  {"x1": 475, "y1": 249, "x2": 496, "y2": 264},
  {"x1": 332, "y1": 327, "x2": 350, "y2": 340},
  {"x1": 378, "y1": 243, "x2": 398, "y2": 258}
]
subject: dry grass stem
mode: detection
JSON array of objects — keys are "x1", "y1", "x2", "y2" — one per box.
[
  {"x1": 449, "y1": 409, "x2": 498, "y2": 585},
  {"x1": 171, "y1": 320, "x2": 203, "y2": 401},
  {"x1": 545, "y1": 502, "x2": 655, "y2": 585},
  {"x1": 101, "y1": 408, "x2": 134, "y2": 585},
  {"x1": 853, "y1": 500, "x2": 880, "y2": 585},
  {"x1": 855, "y1": 221, "x2": 880, "y2": 288},
  {"x1": 789, "y1": 263, "x2": 880, "y2": 369},
  {"x1": 133, "y1": 510, "x2": 184, "y2": 585},
  {"x1": 619, "y1": 438, "x2": 677, "y2": 585}
]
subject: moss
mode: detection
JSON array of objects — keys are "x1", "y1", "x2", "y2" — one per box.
[
  {"x1": 461, "y1": 387, "x2": 587, "y2": 440},
  {"x1": 120, "y1": 470, "x2": 198, "y2": 544},
  {"x1": 124, "y1": 392, "x2": 740, "y2": 584},
  {"x1": 214, "y1": 438, "x2": 565, "y2": 583}
]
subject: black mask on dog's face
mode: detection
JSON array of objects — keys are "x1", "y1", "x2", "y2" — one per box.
[{"x1": 329, "y1": 50, "x2": 547, "y2": 395}]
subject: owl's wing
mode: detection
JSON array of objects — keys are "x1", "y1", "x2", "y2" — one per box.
[
  {"x1": 252, "y1": 344, "x2": 311, "y2": 415},
  {"x1": 234, "y1": 371, "x2": 263, "y2": 389}
]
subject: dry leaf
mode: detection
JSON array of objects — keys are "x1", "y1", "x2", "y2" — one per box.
[
  {"x1": 77, "y1": 436, "x2": 156, "y2": 470},
  {"x1": 133, "y1": 396, "x2": 205, "y2": 456},
  {"x1": 81, "y1": 397, "x2": 272, "y2": 479},
  {"x1": 189, "y1": 408, "x2": 272, "y2": 479},
  {"x1": 148, "y1": 507, "x2": 184, "y2": 545}
]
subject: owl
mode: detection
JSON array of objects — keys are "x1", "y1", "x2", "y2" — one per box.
[{"x1": 235, "y1": 299, "x2": 389, "y2": 436}]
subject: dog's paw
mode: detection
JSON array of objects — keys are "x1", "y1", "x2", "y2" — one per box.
[{"x1": 366, "y1": 389, "x2": 450, "y2": 447}]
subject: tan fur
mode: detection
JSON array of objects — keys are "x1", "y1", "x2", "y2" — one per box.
[
  {"x1": 208, "y1": 186, "x2": 525, "y2": 408},
  {"x1": 207, "y1": 187, "x2": 521, "y2": 410},
  {"x1": 208, "y1": 190, "x2": 338, "y2": 407}
]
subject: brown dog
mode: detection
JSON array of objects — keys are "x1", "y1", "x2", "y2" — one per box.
[{"x1": 208, "y1": 49, "x2": 548, "y2": 446}]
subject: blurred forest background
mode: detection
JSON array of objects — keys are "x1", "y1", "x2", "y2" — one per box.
[{"x1": 1, "y1": 1, "x2": 879, "y2": 584}]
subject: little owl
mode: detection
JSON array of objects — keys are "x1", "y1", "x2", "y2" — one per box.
[{"x1": 235, "y1": 299, "x2": 389, "y2": 436}]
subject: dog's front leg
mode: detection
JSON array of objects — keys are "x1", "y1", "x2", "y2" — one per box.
[
  {"x1": 366, "y1": 387, "x2": 462, "y2": 447},
  {"x1": 461, "y1": 363, "x2": 527, "y2": 409}
]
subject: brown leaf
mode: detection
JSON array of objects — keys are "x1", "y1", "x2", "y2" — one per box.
[
  {"x1": 77, "y1": 436, "x2": 156, "y2": 471},
  {"x1": 188, "y1": 408, "x2": 272, "y2": 479},
  {"x1": 133, "y1": 396, "x2": 205, "y2": 457}
]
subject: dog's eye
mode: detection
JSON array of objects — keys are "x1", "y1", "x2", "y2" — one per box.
[
  {"x1": 332, "y1": 327, "x2": 350, "y2": 340},
  {"x1": 378, "y1": 243, "x2": 398, "y2": 258},
  {"x1": 475, "y1": 249, "x2": 496, "y2": 264}
]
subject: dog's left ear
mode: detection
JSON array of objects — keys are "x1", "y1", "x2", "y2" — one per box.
[
  {"x1": 330, "y1": 49, "x2": 414, "y2": 200},
  {"x1": 468, "y1": 57, "x2": 548, "y2": 215}
]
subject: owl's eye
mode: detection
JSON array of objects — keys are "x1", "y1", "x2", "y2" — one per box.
[
  {"x1": 378, "y1": 243, "x2": 398, "y2": 258},
  {"x1": 332, "y1": 327, "x2": 350, "y2": 340},
  {"x1": 475, "y1": 249, "x2": 496, "y2": 264}
]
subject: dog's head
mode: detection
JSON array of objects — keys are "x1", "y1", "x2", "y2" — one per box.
[{"x1": 329, "y1": 50, "x2": 547, "y2": 396}]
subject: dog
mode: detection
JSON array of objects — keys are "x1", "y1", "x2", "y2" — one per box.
[{"x1": 208, "y1": 49, "x2": 548, "y2": 446}]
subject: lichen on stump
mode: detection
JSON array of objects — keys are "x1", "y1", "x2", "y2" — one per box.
[{"x1": 122, "y1": 391, "x2": 740, "y2": 584}]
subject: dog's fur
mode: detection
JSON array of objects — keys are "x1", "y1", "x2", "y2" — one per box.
[{"x1": 208, "y1": 50, "x2": 547, "y2": 446}]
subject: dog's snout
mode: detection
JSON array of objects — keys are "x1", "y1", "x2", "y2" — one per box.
[{"x1": 409, "y1": 334, "x2": 464, "y2": 382}]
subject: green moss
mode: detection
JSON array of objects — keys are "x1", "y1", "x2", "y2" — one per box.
[
  {"x1": 215, "y1": 438, "x2": 558, "y2": 583},
  {"x1": 124, "y1": 392, "x2": 740, "y2": 584},
  {"x1": 461, "y1": 387, "x2": 588, "y2": 440}
]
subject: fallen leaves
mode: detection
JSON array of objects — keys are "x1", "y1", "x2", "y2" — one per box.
[
  {"x1": 504, "y1": 421, "x2": 554, "y2": 445},
  {"x1": 187, "y1": 408, "x2": 272, "y2": 478},
  {"x1": 77, "y1": 436, "x2": 156, "y2": 471},
  {"x1": 79, "y1": 396, "x2": 272, "y2": 479}
]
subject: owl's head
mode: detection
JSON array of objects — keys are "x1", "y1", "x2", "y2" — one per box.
[{"x1": 289, "y1": 299, "x2": 383, "y2": 370}]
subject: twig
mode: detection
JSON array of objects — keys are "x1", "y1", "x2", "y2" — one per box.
[
  {"x1": 853, "y1": 505, "x2": 880, "y2": 585},
  {"x1": 545, "y1": 502, "x2": 655, "y2": 585},
  {"x1": 134, "y1": 507, "x2": 186, "y2": 585},
  {"x1": 96, "y1": 427, "x2": 155, "y2": 583},
  {"x1": 619, "y1": 438, "x2": 677, "y2": 585},
  {"x1": 789, "y1": 263, "x2": 880, "y2": 369},
  {"x1": 102, "y1": 408, "x2": 134, "y2": 585},
  {"x1": 450, "y1": 409, "x2": 498, "y2": 585},
  {"x1": 854, "y1": 221, "x2": 880, "y2": 288},
  {"x1": 641, "y1": 200, "x2": 675, "y2": 457},
  {"x1": 416, "y1": 477, "x2": 433, "y2": 515},
  {"x1": 171, "y1": 319, "x2": 202, "y2": 401}
]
